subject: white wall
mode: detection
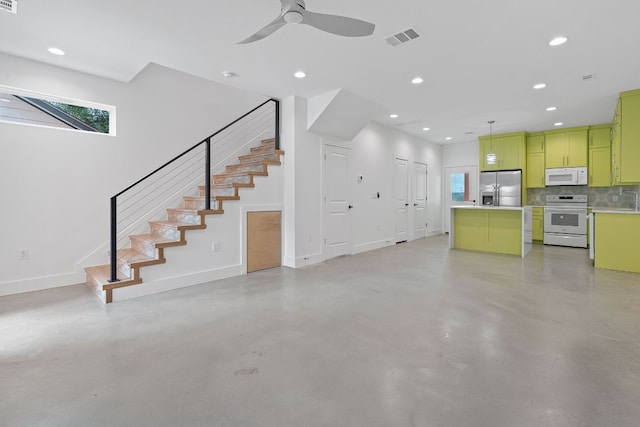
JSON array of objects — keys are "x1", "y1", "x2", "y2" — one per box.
[
  {"x1": 443, "y1": 141, "x2": 478, "y2": 168},
  {"x1": 282, "y1": 97, "x2": 443, "y2": 266},
  {"x1": 0, "y1": 52, "x2": 267, "y2": 296}
]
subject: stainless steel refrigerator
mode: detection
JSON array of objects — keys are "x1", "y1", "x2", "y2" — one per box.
[{"x1": 479, "y1": 170, "x2": 522, "y2": 207}]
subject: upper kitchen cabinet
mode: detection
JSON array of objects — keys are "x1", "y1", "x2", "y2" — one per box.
[
  {"x1": 612, "y1": 89, "x2": 640, "y2": 184},
  {"x1": 479, "y1": 132, "x2": 526, "y2": 171},
  {"x1": 544, "y1": 126, "x2": 588, "y2": 168},
  {"x1": 588, "y1": 124, "x2": 612, "y2": 187},
  {"x1": 526, "y1": 133, "x2": 545, "y2": 188}
]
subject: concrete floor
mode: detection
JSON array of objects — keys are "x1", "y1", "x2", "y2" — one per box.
[{"x1": 2, "y1": 235, "x2": 640, "y2": 427}]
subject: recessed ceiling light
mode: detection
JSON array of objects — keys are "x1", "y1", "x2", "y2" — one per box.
[
  {"x1": 0, "y1": 98, "x2": 10, "y2": 103},
  {"x1": 294, "y1": 71, "x2": 306, "y2": 79},
  {"x1": 390, "y1": 114, "x2": 398, "y2": 118},
  {"x1": 445, "y1": 137, "x2": 452, "y2": 141},
  {"x1": 48, "y1": 47, "x2": 65, "y2": 56},
  {"x1": 533, "y1": 83, "x2": 547, "y2": 90},
  {"x1": 546, "y1": 106, "x2": 557, "y2": 111},
  {"x1": 549, "y1": 36, "x2": 568, "y2": 47},
  {"x1": 411, "y1": 77, "x2": 424, "y2": 85},
  {"x1": 422, "y1": 127, "x2": 430, "y2": 131},
  {"x1": 222, "y1": 71, "x2": 236, "y2": 78},
  {"x1": 554, "y1": 122, "x2": 564, "y2": 126}
]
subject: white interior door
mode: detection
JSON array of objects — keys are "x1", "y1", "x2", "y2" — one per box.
[
  {"x1": 324, "y1": 145, "x2": 352, "y2": 259},
  {"x1": 413, "y1": 162, "x2": 428, "y2": 239},
  {"x1": 395, "y1": 157, "x2": 409, "y2": 243},
  {"x1": 443, "y1": 166, "x2": 477, "y2": 233}
]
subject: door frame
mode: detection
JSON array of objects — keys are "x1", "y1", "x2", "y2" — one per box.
[
  {"x1": 443, "y1": 165, "x2": 478, "y2": 233},
  {"x1": 323, "y1": 143, "x2": 353, "y2": 259},
  {"x1": 394, "y1": 155, "x2": 410, "y2": 243},
  {"x1": 412, "y1": 161, "x2": 428, "y2": 240}
]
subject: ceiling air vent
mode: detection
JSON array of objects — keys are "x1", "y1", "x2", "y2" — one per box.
[
  {"x1": 386, "y1": 27, "x2": 421, "y2": 47},
  {"x1": 0, "y1": 0, "x2": 17, "y2": 14}
]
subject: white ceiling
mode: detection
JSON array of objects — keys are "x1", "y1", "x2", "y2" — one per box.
[{"x1": 1, "y1": 0, "x2": 640, "y2": 144}]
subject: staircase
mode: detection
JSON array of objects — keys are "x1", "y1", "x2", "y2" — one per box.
[{"x1": 85, "y1": 138, "x2": 283, "y2": 303}]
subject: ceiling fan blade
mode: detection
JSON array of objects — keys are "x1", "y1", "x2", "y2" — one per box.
[
  {"x1": 301, "y1": 11, "x2": 375, "y2": 37},
  {"x1": 237, "y1": 14, "x2": 287, "y2": 44}
]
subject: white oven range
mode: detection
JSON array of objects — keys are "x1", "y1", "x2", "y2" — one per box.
[{"x1": 543, "y1": 194, "x2": 588, "y2": 248}]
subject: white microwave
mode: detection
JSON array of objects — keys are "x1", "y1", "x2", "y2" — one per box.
[{"x1": 545, "y1": 167, "x2": 588, "y2": 186}]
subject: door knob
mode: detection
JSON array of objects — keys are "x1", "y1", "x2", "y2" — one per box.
[
  {"x1": 405, "y1": 203, "x2": 409, "y2": 206},
  {"x1": 348, "y1": 205, "x2": 353, "y2": 209},
  {"x1": 414, "y1": 203, "x2": 418, "y2": 206}
]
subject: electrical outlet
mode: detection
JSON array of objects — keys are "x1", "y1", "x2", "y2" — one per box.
[
  {"x1": 212, "y1": 242, "x2": 220, "y2": 252},
  {"x1": 307, "y1": 234, "x2": 312, "y2": 242},
  {"x1": 19, "y1": 249, "x2": 29, "y2": 261},
  {"x1": 613, "y1": 195, "x2": 619, "y2": 202}
]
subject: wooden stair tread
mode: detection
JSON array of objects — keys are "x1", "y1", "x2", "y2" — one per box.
[
  {"x1": 117, "y1": 248, "x2": 156, "y2": 263},
  {"x1": 148, "y1": 220, "x2": 205, "y2": 229}
]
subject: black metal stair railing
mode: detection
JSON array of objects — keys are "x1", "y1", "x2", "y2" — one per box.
[{"x1": 108, "y1": 98, "x2": 280, "y2": 283}]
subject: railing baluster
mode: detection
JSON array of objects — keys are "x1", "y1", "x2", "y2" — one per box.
[
  {"x1": 275, "y1": 99, "x2": 280, "y2": 150},
  {"x1": 205, "y1": 138, "x2": 211, "y2": 210},
  {"x1": 109, "y1": 196, "x2": 119, "y2": 283}
]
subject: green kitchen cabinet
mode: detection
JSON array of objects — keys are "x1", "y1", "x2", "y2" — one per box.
[
  {"x1": 532, "y1": 207, "x2": 543, "y2": 242},
  {"x1": 527, "y1": 153, "x2": 545, "y2": 188},
  {"x1": 612, "y1": 89, "x2": 640, "y2": 184},
  {"x1": 526, "y1": 133, "x2": 545, "y2": 188},
  {"x1": 588, "y1": 124, "x2": 611, "y2": 187},
  {"x1": 479, "y1": 132, "x2": 526, "y2": 171},
  {"x1": 544, "y1": 127, "x2": 588, "y2": 168}
]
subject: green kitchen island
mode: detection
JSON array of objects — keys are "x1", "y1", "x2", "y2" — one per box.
[
  {"x1": 449, "y1": 206, "x2": 533, "y2": 258},
  {"x1": 590, "y1": 209, "x2": 640, "y2": 273}
]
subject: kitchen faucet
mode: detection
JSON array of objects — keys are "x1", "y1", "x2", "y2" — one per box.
[{"x1": 619, "y1": 187, "x2": 640, "y2": 211}]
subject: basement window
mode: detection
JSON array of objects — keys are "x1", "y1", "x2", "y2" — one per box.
[{"x1": 0, "y1": 85, "x2": 115, "y2": 135}]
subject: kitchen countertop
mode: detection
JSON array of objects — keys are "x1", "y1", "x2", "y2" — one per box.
[
  {"x1": 591, "y1": 208, "x2": 640, "y2": 215},
  {"x1": 451, "y1": 205, "x2": 526, "y2": 212}
]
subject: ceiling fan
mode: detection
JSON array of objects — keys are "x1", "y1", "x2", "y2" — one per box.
[{"x1": 238, "y1": 0, "x2": 375, "y2": 44}]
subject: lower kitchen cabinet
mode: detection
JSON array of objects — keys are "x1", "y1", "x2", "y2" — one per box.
[
  {"x1": 532, "y1": 207, "x2": 543, "y2": 242},
  {"x1": 593, "y1": 211, "x2": 640, "y2": 273},
  {"x1": 450, "y1": 207, "x2": 532, "y2": 257}
]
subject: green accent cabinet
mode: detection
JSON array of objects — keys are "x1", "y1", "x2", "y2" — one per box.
[
  {"x1": 526, "y1": 133, "x2": 545, "y2": 188},
  {"x1": 588, "y1": 124, "x2": 612, "y2": 187},
  {"x1": 613, "y1": 89, "x2": 640, "y2": 184},
  {"x1": 479, "y1": 132, "x2": 526, "y2": 171},
  {"x1": 544, "y1": 127, "x2": 588, "y2": 168}
]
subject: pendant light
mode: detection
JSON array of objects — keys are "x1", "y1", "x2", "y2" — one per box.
[{"x1": 486, "y1": 120, "x2": 497, "y2": 165}]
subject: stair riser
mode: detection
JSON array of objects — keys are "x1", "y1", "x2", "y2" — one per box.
[
  {"x1": 167, "y1": 211, "x2": 201, "y2": 224},
  {"x1": 226, "y1": 164, "x2": 266, "y2": 174},
  {"x1": 250, "y1": 145, "x2": 275, "y2": 154},
  {"x1": 212, "y1": 175, "x2": 251, "y2": 185},
  {"x1": 182, "y1": 198, "x2": 220, "y2": 210},
  {"x1": 130, "y1": 237, "x2": 159, "y2": 258},
  {"x1": 238, "y1": 153, "x2": 280, "y2": 163},
  {"x1": 198, "y1": 187, "x2": 236, "y2": 197},
  {"x1": 150, "y1": 223, "x2": 181, "y2": 241}
]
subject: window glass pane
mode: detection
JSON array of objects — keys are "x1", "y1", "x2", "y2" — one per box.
[
  {"x1": 451, "y1": 172, "x2": 470, "y2": 202},
  {"x1": 0, "y1": 86, "x2": 114, "y2": 135}
]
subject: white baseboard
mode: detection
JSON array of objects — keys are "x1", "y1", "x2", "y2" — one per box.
[
  {"x1": 0, "y1": 270, "x2": 85, "y2": 298},
  {"x1": 427, "y1": 229, "x2": 443, "y2": 237},
  {"x1": 352, "y1": 239, "x2": 394, "y2": 255},
  {"x1": 112, "y1": 264, "x2": 243, "y2": 302}
]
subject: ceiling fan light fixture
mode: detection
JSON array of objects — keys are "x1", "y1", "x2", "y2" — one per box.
[
  {"x1": 284, "y1": 11, "x2": 303, "y2": 24},
  {"x1": 294, "y1": 71, "x2": 306, "y2": 79}
]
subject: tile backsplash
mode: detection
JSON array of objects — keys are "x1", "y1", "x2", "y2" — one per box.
[{"x1": 527, "y1": 185, "x2": 640, "y2": 208}]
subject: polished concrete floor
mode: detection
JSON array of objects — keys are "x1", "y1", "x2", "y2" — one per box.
[{"x1": 2, "y1": 235, "x2": 640, "y2": 426}]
